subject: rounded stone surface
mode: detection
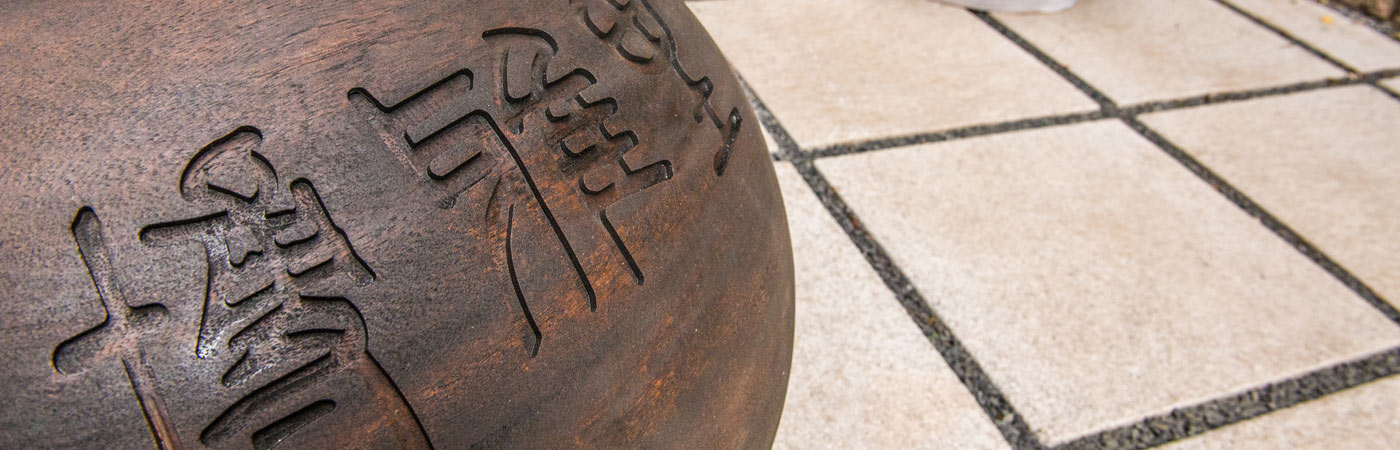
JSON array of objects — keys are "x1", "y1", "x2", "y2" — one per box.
[{"x1": 0, "y1": 1, "x2": 794, "y2": 448}]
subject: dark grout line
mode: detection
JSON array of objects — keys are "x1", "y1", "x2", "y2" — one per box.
[
  {"x1": 1121, "y1": 71, "x2": 1398, "y2": 115},
  {"x1": 969, "y1": 11, "x2": 1116, "y2": 110},
  {"x1": 805, "y1": 110, "x2": 1110, "y2": 159},
  {"x1": 1370, "y1": 77, "x2": 1400, "y2": 102},
  {"x1": 1123, "y1": 117, "x2": 1400, "y2": 328},
  {"x1": 735, "y1": 4, "x2": 1400, "y2": 447},
  {"x1": 740, "y1": 78, "x2": 803, "y2": 163},
  {"x1": 804, "y1": 69, "x2": 1399, "y2": 161},
  {"x1": 1211, "y1": 0, "x2": 1400, "y2": 105},
  {"x1": 740, "y1": 77, "x2": 1047, "y2": 450},
  {"x1": 755, "y1": 3, "x2": 1400, "y2": 163},
  {"x1": 963, "y1": 7, "x2": 1400, "y2": 448},
  {"x1": 963, "y1": 8, "x2": 1400, "y2": 449},
  {"x1": 789, "y1": 156, "x2": 1048, "y2": 450},
  {"x1": 1214, "y1": 0, "x2": 1361, "y2": 73},
  {"x1": 973, "y1": 9, "x2": 1400, "y2": 327},
  {"x1": 1059, "y1": 347, "x2": 1400, "y2": 449}
]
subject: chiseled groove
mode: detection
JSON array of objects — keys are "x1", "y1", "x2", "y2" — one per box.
[
  {"x1": 481, "y1": 109, "x2": 600, "y2": 311},
  {"x1": 61, "y1": 209, "x2": 183, "y2": 448},
  {"x1": 638, "y1": 0, "x2": 724, "y2": 128},
  {"x1": 53, "y1": 208, "x2": 121, "y2": 375},
  {"x1": 599, "y1": 210, "x2": 644, "y2": 285},
  {"x1": 250, "y1": 400, "x2": 336, "y2": 450},
  {"x1": 506, "y1": 204, "x2": 543, "y2": 358},
  {"x1": 200, "y1": 354, "x2": 337, "y2": 445},
  {"x1": 124, "y1": 357, "x2": 184, "y2": 450},
  {"x1": 290, "y1": 178, "x2": 378, "y2": 281},
  {"x1": 345, "y1": 69, "x2": 475, "y2": 113},
  {"x1": 713, "y1": 108, "x2": 743, "y2": 176},
  {"x1": 362, "y1": 352, "x2": 436, "y2": 450}
]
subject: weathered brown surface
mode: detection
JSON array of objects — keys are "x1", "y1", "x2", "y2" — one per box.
[
  {"x1": 1335, "y1": 0, "x2": 1399, "y2": 25},
  {"x1": 0, "y1": 0, "x2": 794, "y2": 448}
]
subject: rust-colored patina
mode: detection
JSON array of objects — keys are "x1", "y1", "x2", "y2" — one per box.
[{"x1": 0, "y1": 0, "x2": 794, "y2": 448}]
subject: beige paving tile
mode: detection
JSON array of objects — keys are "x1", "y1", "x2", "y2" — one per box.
[
  {"x1": 1227, "y1": 0, "x2": 1400, "y2": 72},
  {"x1": 770, "y1": 164, "x2": 1008, "y2": 450},
  {"x1": 1141, "y1": 85, "x2": 1400, "y2": 307},
  {"x1": 1383, "y1": 77, "x2": 1400, "y2": 94},
  {"x1": 1163, "y1": 375, "x2": 1400, "y2": 449},
  {"x1": 761, "y1": 123, "x2": 780, "y2": 155},
  {"x1": 994, "y1": 0, "x2": 1344, "y2": 104},
  {"x1": 816, "y1": 120, "x2": 1400, "y2": 445},
  {"x1": 688, "y1": 0, "x2": 1097, "y2": 149}
]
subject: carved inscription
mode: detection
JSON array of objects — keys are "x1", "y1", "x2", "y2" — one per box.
[
  {"x1": 351, "y1": 28, "x2": 662, "y2": 356},
  {"x1": 54, "y1": 128, "x2": 431, "y2": 450},
  {"x1": 51, "y1": 10, "x2": 745, "y2": 442},
  {"x1": 54, "y1": 208, "x2": 181, "y2": 448},
  {"x1": 574, "y1": 0, "x2": 743, "y2": 175}
]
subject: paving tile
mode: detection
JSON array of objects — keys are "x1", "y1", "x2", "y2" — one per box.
[
  {"x1": 816, "y1": 120, "x2": 1400, "y2": 445},
  {"x1": 769, "y1": 164, "x2": 1008, "y2": 450},
  {"x1": 1163, "y1": 375, "x2": 1400, "y2": 449},
  {"x1": 761, "y1": 123, "x2": 780, "y2": 155},
  {"x1": 1383, "y1": 77, "x2": 1400, "y2": 94},
  {"x1": 688, "y1": 0, "x2": 1097, "y2": 149},
  {"x1": 1141, "y1": 85, "x2": 1400, "y2": 308},
  {"x1": 994, "y1": 0, "x2": 1344, "y2": 105},
  {"x1": 1227, "y1": 0, "x2": 1400, "y2": 72}
]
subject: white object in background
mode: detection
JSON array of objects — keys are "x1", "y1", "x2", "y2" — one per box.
[{"x1": 938, "y1": 0, "x2": 1076, "y2": 13}]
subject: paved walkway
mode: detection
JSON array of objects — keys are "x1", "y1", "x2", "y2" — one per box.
[{"x1": 686, "y1": 0, "x2": 1400, "y2": 448}]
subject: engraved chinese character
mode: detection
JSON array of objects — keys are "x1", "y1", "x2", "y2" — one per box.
[
  {"x1": 57, "y1": 127, "x2": 431, "y2": 449},
  {"x1": 349, "y1": 29, "x2": 665, "y2": 357}
]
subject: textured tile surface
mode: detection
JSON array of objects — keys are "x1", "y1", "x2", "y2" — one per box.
[
  {"x1": 994, "y1": 0, "x2": 1343, "y2": 104},
  {"x1": 816, "y1": 120, "x2": 1400, "y2": 444},
  {"x1": 1141, "y1": 85, "x2": 1400, "y2": 305},
  {"x1": 770, "y1": 164, "x2": 1008, "y2": 450},
  {"x1": 688, "y1": 0, "x2": 1096, "y2": 149},
  {"x1": 1227, "y1": 0, "x2": 1400, "y2": 72},
  {"x1": 1163, "y1": 375, "x2": 1400, "y2": 449}
]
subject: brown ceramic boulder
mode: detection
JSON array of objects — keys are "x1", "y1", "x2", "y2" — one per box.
[{"x1": 0, "y1": 0, "x2": 794, "y2": 448}]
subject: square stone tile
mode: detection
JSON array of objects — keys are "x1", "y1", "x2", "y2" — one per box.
[
  {"x1": 816, "y1": 120, "x2": 1400, "y2": 445},
  {"x1": 1163, "y1": 375, "x2": 1400, "y2": 449},
  {"x1": 1383, "y1": 77, "x2": 1400, "y2": 94},
  {"x1": 1141, "y1": 85, "x2": 1400, "y2": 306},
  {"x1": 761, "y1": 123, "x2": 780, "y2": 155},
  {"x1": 688, "y1": 0, "x2": 1097, "y2": 149},
  {"x1": 770, "y1": 164, "x2": 1008, "y2": 450},
  {"x1": 994, "y1": 0, "x2": 1344, "y2": 105},
  {"x1": 1228, "y1": 0, "x2": 1400, "y2": 72}
]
